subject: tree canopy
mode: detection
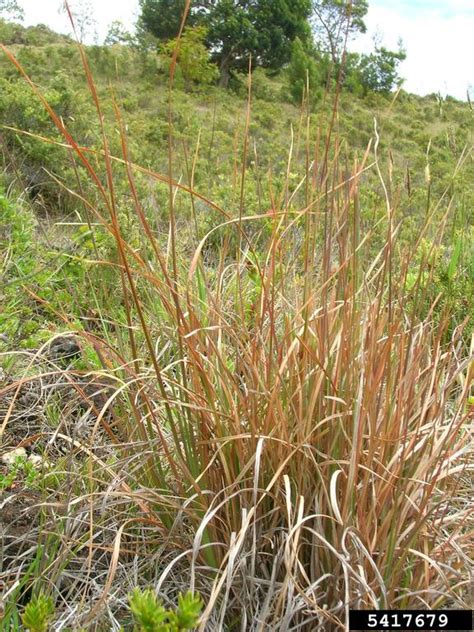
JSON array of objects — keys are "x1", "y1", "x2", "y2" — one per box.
[
  {"x1": 311, "y1": 0, "x2": 368, "y2": 63},
  {"x1": 139, "y1": 0, "x2": 312, "y2": 87},
  {"x1": 138, "y1": 0, "x2": 196, "y2": 42},
  {"x1": 104, "y1": 20, "x2": 134, "y2": 46},
  {"x1": 358, "y1": 44, "x2": 406, "y2": 93},
  {"x1": 0, "y1": 0, "x2": 24, "y2": 21},
  {"x1": 287, "y1": 36, "x2": 321, "y2": 105},
  {"x1": 137, "y1": 0, "x2": 405, "y2": 95}
]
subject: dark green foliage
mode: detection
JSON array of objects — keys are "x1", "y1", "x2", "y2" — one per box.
[
  {"x1": 287, "y1": 37, "x2": 321, "y2": 106},
  {"x1": 160, "y1": 26, "x2": 219, "y2": 87},
  {"x1": 342, "y1": 43, "x2": 406, "y2": 95},
  {"x1": 204, "y1": 0, "x2": 312, "y2": 85},
  {"x1": 357, "y1": 44, "x2": 407, "y2": 93},
  {"x1": 138, "y1": 0, "x2": 195, "y2": 41},
  {"x1": 339, "y1": 51, "x2": 362, "y2": 94},
  {"x1": 138, "y1": 0, "x2": 312, "y2": 87}
]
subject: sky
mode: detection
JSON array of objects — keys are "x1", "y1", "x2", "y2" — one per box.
[
  {"x1": 350, "y1": 0, "x2": 474, "y2": 100},
  {"x1": 11, "y1": 0, "x2": 474, "y2": 100}
]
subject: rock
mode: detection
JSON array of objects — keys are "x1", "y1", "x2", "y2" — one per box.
[
  {"x1": 2, "y1": 447, "x2": 27, "y2": 465},
  {"x1": 28, "y1": 454, "x2": 50, "y2": 468},
  {"x1": 19, "y1": 391, "x2": 39, "y2": 407},
  {"x1": 47, "y1": 336, "x2": 81, "y2": 363}
]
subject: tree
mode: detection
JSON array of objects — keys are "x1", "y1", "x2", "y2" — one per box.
[
  {"x1": 104, "y1": 20, "x2": 134, "y2": 46},
  {"x1": 59, "y1": 0, "x2": 97, "y2": 43},
  {"x1": 358, "y1": 43, "x2": 406, "y2": 93},
  {"x1": 138, "y1": 0, "x2": 312, "y2": 88},
  {"x1": 205, "y1": 0, "x2": 312, "y2": 87},
  {"x1": 0, "y1": 0, "x2": 24, "y2": 21},
  {"x1": 339, "y1": 51, "x2": 365, "y2": 95},
  {"x1": 137, "y1": 0, "x2": 197, "y2": 42},
  {"x1": 287, "y1": 37, "x2": 321, "y2": 106},
  {"x1": 311, "y1": 0, "x2": 368, "y2": 64},
  {"x1": 160, "y1": 26, "x2": 219, "y2": 87}
]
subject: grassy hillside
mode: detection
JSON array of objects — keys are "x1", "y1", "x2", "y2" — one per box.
[
  {"x1": 1, "y1": 20, "x2": 472, "y2": 349},
  {"x1": 0, "y1": 19, "x2": 473, "y2": 631},
  {"x1": 1, "y1": 20, "x2": 472, "y2": 201}
]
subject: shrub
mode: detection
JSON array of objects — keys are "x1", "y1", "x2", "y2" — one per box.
[
  {"x1": 286, "y1": 37, "x2": 320, "y2": 106},
  {"x1": 358, "y1": 44, "x2": 407, "y2": 94},
  {"x1": 160, "y1": 26, "x2": 219, "y2": 88},
  {"x1": 21, "y1": 594, "x2": 55, "y2": 632},
  {"x1": 129, "y1": 589, "x2": 203, "y2": 631}
]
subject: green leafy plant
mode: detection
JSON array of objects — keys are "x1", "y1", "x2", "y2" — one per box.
[
  {"x1": 21, "y1": 593, "x2": 55, "y2": 632},
  {"x1": 129, "y1": 589, "x2": 202, "y2": 631},
  {"x1": 0, "y1": 455, "x2": 40, "y2": 491},
  {"x1": 160, "y1": 26, "x2": 218, "y2": 87},
  {"x1": 358, "y1": 43, "x2": 407, "y2": 93},
  {"x1": 286, "y1": 37, "x2": 321, "y2": 106},
  {"x1": 139, "y1": 0, "x2": 311, "y2": 87}
]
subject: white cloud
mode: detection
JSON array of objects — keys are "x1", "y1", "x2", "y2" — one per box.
[
  {"x1": 20, "y1": 0, "x2": 140, "y2": 42},
  {"x1": 350, "y1": 1, "x2": 474, "y2": 99}
]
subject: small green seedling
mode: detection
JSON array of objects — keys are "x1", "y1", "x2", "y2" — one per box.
[
  {"x1": 128, "y1": 588, "x2": 203, "y2": 632},
  {"x1": 0, "y1": 455, "x2": 39, "y2": 491},
  {"x1": 21, "y1": 593, "x2": 55, "y2": 632}
]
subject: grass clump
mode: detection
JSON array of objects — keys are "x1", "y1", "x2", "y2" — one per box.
[{"x1": 0, "y1": 27, "x2": 472, "y2": 632}]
